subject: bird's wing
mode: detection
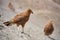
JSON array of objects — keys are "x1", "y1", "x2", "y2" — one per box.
[
  {"x1": 12, "y1": 15, "x2": 26, "y2": 23},
  {"x1": 11, "y1": 15, "x2": 26, "y2": 23}
]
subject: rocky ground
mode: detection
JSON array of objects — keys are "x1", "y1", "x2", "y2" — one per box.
[{"x1": 0, "y1": 0, "x2": 60, "y2": 40}]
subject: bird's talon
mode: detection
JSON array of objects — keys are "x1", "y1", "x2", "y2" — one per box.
[{"x1": 21, "y1": 32, "x2": 24, "y2": 34}]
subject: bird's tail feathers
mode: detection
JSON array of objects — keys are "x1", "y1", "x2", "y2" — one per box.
[{"x1": 3, "y1": 21, "x2": 11, "y2": 26}]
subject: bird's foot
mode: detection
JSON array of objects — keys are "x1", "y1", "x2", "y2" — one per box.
[
  {"x1": 21, "y1": 32, "x2": 31, "y2": 38},
  {"x1": 21, "y1": 32, "x2": 24, "y2": 34},
  {"x1": 23, "y1": 33, "x2": 31, "y2": 38}
]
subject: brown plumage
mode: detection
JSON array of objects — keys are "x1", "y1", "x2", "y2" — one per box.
[
  {"x1": 8, "y1": 2, "x2": 15, "y2": 12},
  {"x1": 3, "y1": 8, "x2": 33, "y2": 33},
  {"x1": 44, "y1": 20, "x2": 54, "y2": 37}
]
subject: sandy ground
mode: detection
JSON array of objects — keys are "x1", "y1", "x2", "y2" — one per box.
[{"x1": 0, "y1": 0, "x2": 60, "y2": 40}]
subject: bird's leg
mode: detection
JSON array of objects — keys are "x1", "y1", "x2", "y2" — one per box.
[
  {"x1": 21, "y1": 24, "x2": 25, "y2": 34},
  {"x1": 17, "y1": 27, "x2": 20, "y2": 36},
  {"x1": 21, "y1": 25, "x2": 31, "y2": 38},
  {"x1": 20, "y1": 26, "x2": 24, "y2": 38},
  {"x1": 21, "y1": 27, "x2": 24, "y2": 33}
]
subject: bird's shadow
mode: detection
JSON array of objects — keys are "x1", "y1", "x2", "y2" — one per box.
[{"x1": 48, "y1": 36, "x2": 55, "y2": 40}]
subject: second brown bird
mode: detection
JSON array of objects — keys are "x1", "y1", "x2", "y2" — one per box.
[{"x1": 44, "y1": 20, "x2": 54, "y2": 37}]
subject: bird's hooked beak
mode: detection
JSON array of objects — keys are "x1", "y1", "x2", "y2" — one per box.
[{"x1": 31, "y1": 11, "x2": 33, "y2": 14}]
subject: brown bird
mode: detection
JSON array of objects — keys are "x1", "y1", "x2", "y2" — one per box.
[
  {"x1": 8, "y1": 2, "x2": 15, "y2": 12},
  {"x1": 44, "y1": 20, "x2": 54, "y2": 38},
  {"x1": 3, "y1": 8, "x2": 33, "y2": 33}
]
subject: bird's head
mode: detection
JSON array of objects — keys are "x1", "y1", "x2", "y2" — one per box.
[
  {"x1": 47, "y1": 19, "x2": 53, "y2": 24},
  {"x1": 26, "y1": 8, "x2": 33, "y2": 14}
]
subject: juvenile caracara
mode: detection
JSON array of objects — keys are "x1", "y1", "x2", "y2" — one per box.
[
  {"x1": 44, "y1": 20, "x2": 54, "y2": 38},
  {"x1": 3, "y1": 8, "x2": 33, "y2": 33}
]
